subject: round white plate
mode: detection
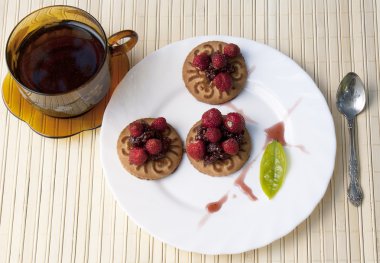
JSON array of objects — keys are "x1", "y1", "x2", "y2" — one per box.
[{"x1": 100, "y1": 36, "x2": 336, "y2": 255}]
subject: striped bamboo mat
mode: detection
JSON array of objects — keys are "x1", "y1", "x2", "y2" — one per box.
[{"x1": 0, "y1": 0, "x2": 379, "y2": 262}]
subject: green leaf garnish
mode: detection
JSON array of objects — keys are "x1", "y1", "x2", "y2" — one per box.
[{"x1": 260, "y1": 140, "x2": 287, "y2": 199}]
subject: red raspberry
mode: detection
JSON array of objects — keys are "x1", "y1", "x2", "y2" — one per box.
[
  {"x1": 202, "y1": 108, "x2": 223, "y2": 128},
  {"x1": 224, "y1": 112, "x2": 245, "y2": 133},
  {"x1": 129, "y1": 121, "x2": 144, "y2": 137},
  {"x1": 192, "y1": 52, "x2": 210, "y2": 71},
  {"x1": 205, "y1": 127, "x2": 222, "y2": 143},
  {"x1": 187, "y1": 140, "x2": 206, "y2": 160},
  {"x1": 213, "y1": 72, "x2": 232, "y2": 91},
  {"x1": 151, "y1": 117, "x2": 167, "y2": 131},
  {"x1": 129, "y1": 147, "x2": 148, "y2": 165},
  {"x1": 211, "y1": 52, "x2": 227, "y2": 69},
  {"x1": 222, "y1": 138, "x2": 239, "y2": 155},
  {"x1": 145, "y1": 139, "x2": 162, "y2": 155},
  {"x1": 223, "y1": 43, "x2": 240, "y2": 58}
]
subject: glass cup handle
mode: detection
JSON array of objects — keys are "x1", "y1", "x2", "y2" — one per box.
[{"x1": 108, "y1": 30, "x2": 138, "y2": 55}]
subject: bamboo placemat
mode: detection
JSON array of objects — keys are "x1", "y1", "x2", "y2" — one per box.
[{"x1": 0, "y1": 0, "x2": 379, "y2": 262}]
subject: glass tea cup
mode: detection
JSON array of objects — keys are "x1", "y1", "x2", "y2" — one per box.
[{"x1": 5, "y1": 5, "x2": 137, "y2": 118}]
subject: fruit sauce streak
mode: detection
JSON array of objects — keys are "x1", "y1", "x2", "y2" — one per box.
[
  {"x1": 284, "y1": 97, "x2": 302, "y2": 121},
  {"x1": 198, "y1": 98, "x2": 306, "y2": 228},
  {"x1": 199, "y1": 194, "x2": 228, "y2": 228},
  {"x1": 264, "y1": 98, "x2": 308, "y2": 153},
  {"x1": 206, "y1": 194, "x2": 228, "y2": 213},
  {"x1": 264, "y1": 121, "x2": 285, "y2": 146},
  {"x1": 198, "y1": 156, "x2": 259, "y2": 228},
  {"x1": 224, "y1": 102, "x2": 257, "y2": 124},
  {"x1": 234, "y1": 157, "x2": 258, "y2": 201}
]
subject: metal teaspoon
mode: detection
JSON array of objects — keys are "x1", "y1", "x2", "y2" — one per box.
[{"x1": 336, "y1": 72, "x2": 366, "y2": 206}]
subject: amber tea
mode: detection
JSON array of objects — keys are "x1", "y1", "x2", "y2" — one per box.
[
  {"x1": 6, "y1": 5, "x2": 137, "y2": 117},
  {"x1": 16, "y1": 21, "x2": 106, "y2": 94}
]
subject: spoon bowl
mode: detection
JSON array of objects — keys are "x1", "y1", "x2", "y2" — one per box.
[{"x1": 336, "y1": 72, "x2": 366, "y2": 119}]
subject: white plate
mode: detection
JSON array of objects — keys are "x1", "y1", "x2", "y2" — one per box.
[{"x1": 100, "y1": 36, "x2": 336, "y2": 255}]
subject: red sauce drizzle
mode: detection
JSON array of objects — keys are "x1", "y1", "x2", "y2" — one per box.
[
  {"x1": 264, "y1": 121, "x2": 286, "y2": 146},
  {"x1": 234, "y1": 158, "x2": 258, "y2": 201},
  {"x1": 206, "y1": 194, "x2": 228, "y2": 213},
  {"x1": 263, "y1": 99, "x2": 308, "y2": 154},
  {"x1": 287, "y1": 143, "x2": 309, "y2": 154},
  {"x1": 286, "y1": 98, "x2": 302, "y2": 119},
  {"x1": 235, "y1": 177, "x2": 258, "y2": 201},
  {"x1": 199, "y1": 98, "x2": 306, "y2": 227}
]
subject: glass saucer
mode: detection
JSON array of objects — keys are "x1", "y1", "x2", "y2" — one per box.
[{"x1": 2, "y1": 53, "x2": 129, "y2": 138}]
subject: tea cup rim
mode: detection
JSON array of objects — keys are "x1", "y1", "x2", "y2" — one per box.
[{"x1": 5, "y1": 5, "x2": 110, "y2": 97}]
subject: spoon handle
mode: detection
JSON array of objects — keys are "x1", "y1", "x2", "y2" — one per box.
[{"x1": 347, "y1": 118, "x2": 363, "y2": 206}]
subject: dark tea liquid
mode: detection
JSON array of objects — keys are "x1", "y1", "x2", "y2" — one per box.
[{"x1": 16, "y1": 21, "x2": 105, "y2": 94}]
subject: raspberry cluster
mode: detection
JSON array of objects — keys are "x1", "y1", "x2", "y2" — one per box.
[
  {"x1": 186, "y1": 108, "x2": 246, "y2": 165},
  {"x1": 192, "y1": 43, "x2": 241, "y2": 92},
  {"x1": 128, "y1": 117, "x2": 171, "y2": 165}
]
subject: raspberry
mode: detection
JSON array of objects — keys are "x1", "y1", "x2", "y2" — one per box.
[
  {"x1": 202, "y1": 108, "x2": 223, "y2": 128},
  {"x1": 145, "y1": 138, "x2": 162, "y2": 155},
  {"x1": 222, "y1": 138, "x2": 239, "y2": 155},
  {"x1": 187, "y1": 140, "x2": 206, "y2": 160},
  {"x1": 205, "y1": 127, "x2": 222, "y2": 143},
  {"x1": 192, "y1": 52, "x2": 210, "y2": 71},
  {"x1": 223, "y1": 43, "x2": 240, "y2": 58},
  {"x1": 151, "y1": 117, "x2": 167, "y2": 131},
  {"x1": 213, "y1": 72, "x2": 232, "y2": 91},
  {"x1": 129, "y1": 121, "x2": 144, "y2": 137},
  {"x1": 211, "y1": 52, "x2": 227, "y2": 69},
  {"x1": 224, "y1": 112, "x2": 245, "y2": 133},
  {"x1": 129, "y1": 147, "x2": 148, "y2": 165}
]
